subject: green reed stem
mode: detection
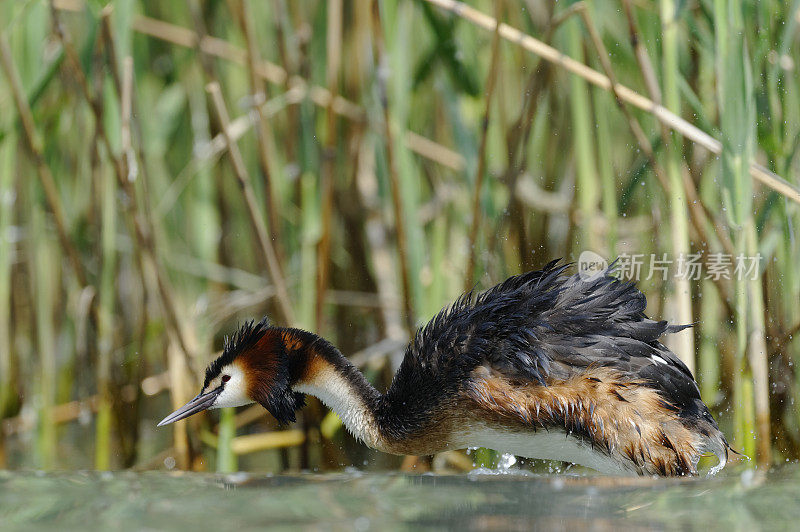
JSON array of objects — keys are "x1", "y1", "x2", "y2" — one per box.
[
  {"x1": 592, "y1": 89, "x2": 618, "y2": 254},
  {"x1": 217, "y1": 407, "x2": 238, "y2": 472},
  {"x1": 714, "y1": 0, "x2": 766, "y2": 462},
  {"x1": 564, "y1": 17, "x2": 599, "y2": 253},
  {"x1": 378, "y1": 0, "x2": 423, "y2": 329},
  {"x1": 0, "y1": 134, "x2": 14, "y2": 444},
  {"x1": 745, "y1": 223, "x2": 770, "y2": 463},
  {"x1": 299, "y1": 170, "x2": 320, "y2": 332},
  {"x1": 94, "y1": 152, "x2": 116, "y2": 470},
  {"x1": 660, "y1": 0, "x2": 695, "y2": 375},
  {"x1": 31, "y1": 206, "x2": 56, "y2": 469},
  {"x1": 698, "y1": 279, "x2": 721, "y2": 406}
]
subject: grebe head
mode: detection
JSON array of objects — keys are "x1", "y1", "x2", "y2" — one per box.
[{"x1": 157, "y1": 318, "x2": 305, "y2": 427}]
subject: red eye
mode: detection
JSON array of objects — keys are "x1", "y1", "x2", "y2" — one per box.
[{"x1": 222, "y1": 375, "x2": 231, "y2": 383}]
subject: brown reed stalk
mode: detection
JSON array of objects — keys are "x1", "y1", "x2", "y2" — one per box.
[
  {"x1": 496, "y1": 22, "x2": 554, "y2": 272},
  {"x1": 99, "y1": 8, "x2": 151, "y2": 210},
  {"x1": 268, "y1": 0, "x2": 300, "y2": 164},
  {"x1": 464, "y1": 2, "x2": 502, "y2": 291},
  {"x1": 206, "y1": 81, "x2": 296, "y2": 325},
  {"x1": 315, "y1": 0, "x2": 343, "y2": 330},
  {"x1": 354, "y1": 123, "x2": 406, "y2": 343},
  {"x1": 237, "y1": 0, "x2": 282, "y2": 250},
  {"x1": 371, "y1": 2, "x2": 416, "y2": 332}
]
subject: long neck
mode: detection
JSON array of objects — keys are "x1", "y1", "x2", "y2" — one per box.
[{"x1": 284, "y1": 329, "x2": 384, "y2": 449}]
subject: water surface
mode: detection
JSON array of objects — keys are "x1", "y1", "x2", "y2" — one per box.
[{"x1": 1, "y1": 466, "x2": 797, "y2": 530}]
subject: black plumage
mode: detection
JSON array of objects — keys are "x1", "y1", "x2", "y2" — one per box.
[{"x1": 378, "y1": 260, "x2": 712, "y2": 439}]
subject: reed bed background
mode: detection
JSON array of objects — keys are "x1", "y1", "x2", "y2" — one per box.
[{"x1": 1, "y1": 0, "x2": 799, "y2": 473}]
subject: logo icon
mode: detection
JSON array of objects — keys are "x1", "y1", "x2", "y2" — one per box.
[{"x1": 578, "y1": 250, "x2": 608, "y2": 281}]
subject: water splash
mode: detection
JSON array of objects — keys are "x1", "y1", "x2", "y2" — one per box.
[
  {"x1": 467, "y1": 453, "x2": 531, "y2": 477},
  {"x1": 497, "y1": 453, "x2": 517, "y2": 471}
]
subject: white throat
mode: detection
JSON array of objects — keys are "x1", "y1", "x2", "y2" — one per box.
[{"x1": 293, "y1": 366, "x2": 380, "y2": 448}]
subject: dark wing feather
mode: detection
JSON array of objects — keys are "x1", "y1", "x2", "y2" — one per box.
[{"x1": 380, "y1": 261, "x2": 702, "y2": 437}]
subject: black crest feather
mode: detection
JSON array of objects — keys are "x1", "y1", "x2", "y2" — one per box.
[{"x1": 204, "y1": 317, "x2": 270, "y2": 390}]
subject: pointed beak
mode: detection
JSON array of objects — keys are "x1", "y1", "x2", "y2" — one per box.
[{"x1": 157, "y1": 387, "x2": 222, "y2": 427}]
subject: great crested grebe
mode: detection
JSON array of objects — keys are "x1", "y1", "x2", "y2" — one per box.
[{"x1": 159, "y1": 261, "x2": 731, "y2": 476}]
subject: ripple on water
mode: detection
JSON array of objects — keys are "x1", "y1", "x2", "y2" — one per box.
[{"x1": 0, "y1": 465, "x2": 798, "y2": 529}]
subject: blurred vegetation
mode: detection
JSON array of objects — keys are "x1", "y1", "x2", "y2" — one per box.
[{"x1": 0, "y1": 0, "x2": 799, "y2": 473}]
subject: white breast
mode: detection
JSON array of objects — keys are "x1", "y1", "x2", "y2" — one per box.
[{"x1": 456, "y1": 425, "x2": 635, "y2": 475}]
